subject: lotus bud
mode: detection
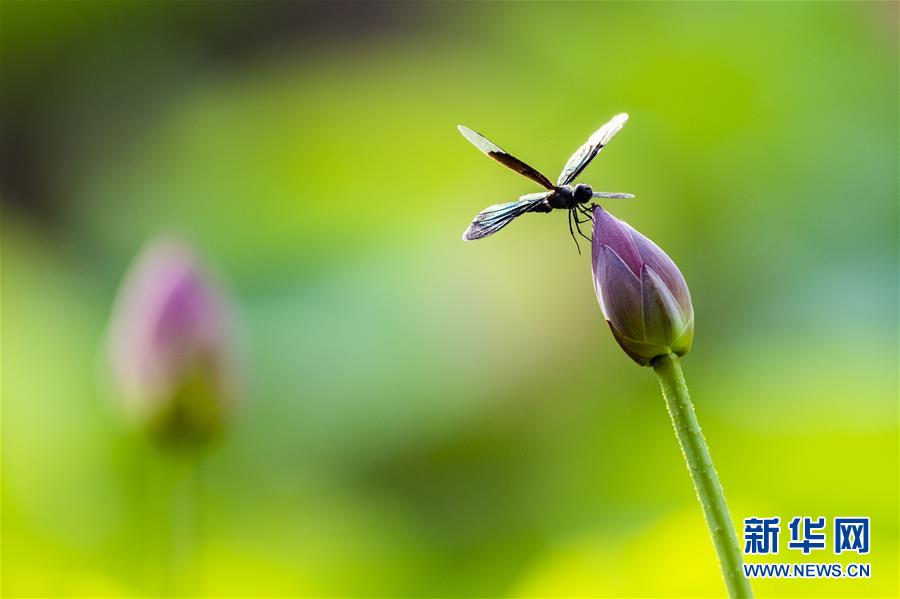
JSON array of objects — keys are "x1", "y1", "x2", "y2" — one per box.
[
  {"x1": 106, "y1": 237, "x2": 240, "y2": 449},
  {"x1": 591, "y1": 206, "x2": 693, "y2": 366}
]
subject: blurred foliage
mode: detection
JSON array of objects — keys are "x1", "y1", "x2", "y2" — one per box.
[{"x1": 1, "y1": 1, "x2": 897, "y2": 597}]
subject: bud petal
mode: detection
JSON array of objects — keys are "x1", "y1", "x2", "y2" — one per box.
[
  {"x1": 632, "y1": 231, "x2": 693, "y2": 323},
  {"x1": 606, "y1": 322, "x2": 673, "y2": 367},
  {"x1": 595, "y1": 245, "x2": 643, "y2": 340},
  {"x1": 641, "y1": 264, "x2": 687, "y2": 347},
  {"x1": 591, "y1": 206, "x2": 643, "y2": 276}
]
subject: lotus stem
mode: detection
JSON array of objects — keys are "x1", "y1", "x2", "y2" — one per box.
[
  {"x1": 148, "y1": 451, "x2": 200, "y2": 596},
  {"x1": 651, "y1": 353, "x2": 753, "y2": 598}
]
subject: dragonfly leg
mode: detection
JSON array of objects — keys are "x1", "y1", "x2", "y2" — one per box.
[
  {"x1": 574, "y1": 209, "x2": 591, "y2": 224},
  {"x1": 572, "y1": 209, "x2": 592, "y2": 243},
  {"x1": 576, "y1": 204, "x2": 594, "y2": 221},
  {"x1": 567, "y1": 209, "x2": 582, "y2": 255}
]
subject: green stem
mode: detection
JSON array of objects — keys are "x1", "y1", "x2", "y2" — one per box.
[
  {"x1": 147, "y1": 450, "x2": 200, "y2": 597},
  {"x1": 651, "y1": 353, "x2": 753, "y2": 598},
  {"x1": 168, "y1": 455, "x2": 199, "y2": 597}
]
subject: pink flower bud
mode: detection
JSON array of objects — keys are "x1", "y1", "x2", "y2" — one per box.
[
  {"x1": 106, "y1": 237, "x2": 240, "y2": 447},
  {"x1": 592, "y1": 206, "x2": 694, "y2": 366}
]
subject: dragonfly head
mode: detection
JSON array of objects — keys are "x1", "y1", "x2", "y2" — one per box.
[{"x1": 574, "y1": 184, "x2": 593, "y2": 204}]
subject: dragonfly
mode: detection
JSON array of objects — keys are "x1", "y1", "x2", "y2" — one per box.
[{"x1": 458, "y1": 112, "x2": 633, "y2": 250}]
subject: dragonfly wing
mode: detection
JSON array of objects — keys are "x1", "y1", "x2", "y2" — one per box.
[
  {"x1": 592, "y1": 191, "x2": 634, "y2": 199},
  {"x1": 518, "y1": 191, "x2": 554, "y2": 202},
  {"x1": 556, "y1": 113, "x2": 628, "y2": 186},
  {"x1": 462, "y1": 193, "x2": 551, "y2": 241},
  {"x1": 458, "y1": 125, "x2": 555, "y2": 190}
]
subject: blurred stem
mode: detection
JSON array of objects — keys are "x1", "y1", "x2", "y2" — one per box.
[
  {"x1": 651, "y1": 353, "x2": 753, "y2": 599},
  {"x1": 149, "y1": 449, "x2": 201, "y2": 597},
  {"x1": 170, "y1": 454, "x2": 200, "y2": 597}
]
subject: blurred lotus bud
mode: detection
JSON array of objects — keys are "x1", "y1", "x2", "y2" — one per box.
[
  {"x1": 106, "y1": 237, "x2": 241, "y2": 448},
  {"x1": 591, "y1": 206, "x2": 694, "y2": 366}
]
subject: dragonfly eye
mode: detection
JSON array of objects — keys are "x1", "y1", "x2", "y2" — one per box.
[{"x1": 574, "y1": 184, "x2": 593, "y2": 203}]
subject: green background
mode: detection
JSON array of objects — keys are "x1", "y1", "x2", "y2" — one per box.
[{"x1": 2, "y1": 2, "x2": 897, "y2": 597}]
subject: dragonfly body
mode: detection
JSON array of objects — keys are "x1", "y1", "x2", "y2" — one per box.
[
  {"x1": 549, "y1": 183, "x2": 591, "y2": 209},
  {"x1": 458, "y1": 113, "x2": 633, "y2": 244}
]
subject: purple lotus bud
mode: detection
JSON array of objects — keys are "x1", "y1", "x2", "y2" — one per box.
[
  {"x1": 106, "y1": 237, "x2": 240, "y2": 448},
  {"x1": 591, "y1": 206, "x2": 694, "y2": 366}
]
